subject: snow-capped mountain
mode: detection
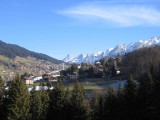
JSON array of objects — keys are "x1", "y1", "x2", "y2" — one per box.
[
  {"x1": 126, "y1": 37, "x2": 160, "y2": 52},
  {"x1": 63, "y1": 37, "x2": 160, "y2": 64},
  {"x1": 108, "y1": 44, "x2": 126, "y2": 57},
  {"x1": 63, "y1": 54, "x2": 76, "y2": 63}
]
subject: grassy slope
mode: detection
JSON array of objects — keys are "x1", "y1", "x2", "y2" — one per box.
[
  {"x1": 0, "y1": 55, "x2": 12, "y2": 64},
  {"x1": 0, "y1": 55, "x2": 59, "y2": 77},
  {"x1": 15, "y1": 56, "x2": 37, "y2": 65},
  {"x1": 0, "y1": 55, "x2": 13, "y2": 76}
]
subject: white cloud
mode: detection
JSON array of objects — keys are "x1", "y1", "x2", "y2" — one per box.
[{"x1": 58, "y1": 3, "x2": 160, "y2": 27}]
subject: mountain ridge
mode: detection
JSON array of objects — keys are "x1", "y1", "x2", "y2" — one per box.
[
  {"x1": 0, "y1": 40, "x2": 67, "y2": 77},
  {"x1": 0, "y1": 40, "x2": 63, "y2": 64},
  {"x1": 63, "y1": 37, "x2": 160, "y2": 64}
]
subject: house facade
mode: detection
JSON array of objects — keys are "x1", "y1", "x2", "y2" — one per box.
[{"x1": 22, "y1": 77, "x2": 33, "y2": 85}]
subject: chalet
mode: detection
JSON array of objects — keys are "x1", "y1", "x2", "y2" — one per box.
[
  {"x1": 42, "y1": 74, "x2": 59, "y2": 82},
  {"x1": 22, "y1": 77, "x2": 33, "y2": 85},
  {"x1": 21, "y1": 73, "x2": 34, "y2": 85}
]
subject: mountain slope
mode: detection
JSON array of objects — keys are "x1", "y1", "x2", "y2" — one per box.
[
  {"x1": 0, "y1": 40, "x2": 68, "y2": 78},
  {"x1": 0, "y1": 40, "x2": 63, "y2": 64},
  {"x1": 63, "y1": 37, "x2": 160, "y2": 64},
  {"x1": 0, "y1": 55, "x2": 67, "y2": 78},
  {"x1": 120, "y1": 45, "x2": 160, "y2": 79}
]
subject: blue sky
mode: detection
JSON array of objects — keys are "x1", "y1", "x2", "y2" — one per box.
[{"x1": 0, "y1": 0, "x2": 160, "y2": 60}]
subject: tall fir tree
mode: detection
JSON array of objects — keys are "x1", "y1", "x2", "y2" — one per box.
[
  {"x1": 117, "y1": 80, "x2": 125, "y2": 120},
  {"x1": 90, "y1": 92, "x2": 104, "y2": 120},
  {"x1": 153, "y1": 74, "x2": 160, "y2": 120},
  {"x1": 30, "y1": 84, "x2": 49, "y2": 120},
  {"x1": 0, "y1": 76, "x2": 4, "y2": 100},
  {"x1": 47, "y1": 80, "x2": 66, "y2": 120},
  {"x1": 40, "y1": 88, "x2": 50, "y2": 120},
  {"x1": 0, "y1": 76, "x2": 5, "y2": 120},
  {"x1": 139, "y1": 72, "x2": 153, "y2": 96},
  {"x1": 70, "y1": 81, "x2": 88, "y2": 120},
  {"x1": 0, "y1": 76, "x2": 4, "y2": 102},
  {"x1": 137, "y1": 72, "x2": 155, "y2": 120},
  {"x1": 124, "y1": 74, "x2": 137, "y2": 100},
  {"x1": 6, "y1": 75, "x2": 30, "y2": 120},
  {"x1": 103, "y1": 87, "x2": 118, "y2": 120},
  {"x1": 63, "y1": 87, "x2": 73, "y2": 120},
  {"x1": 123, "y1": 74, "x2": 138, "y2": 120},
  {"x1": 30, "y1": 88, "x2": 43, "y2": 120}
]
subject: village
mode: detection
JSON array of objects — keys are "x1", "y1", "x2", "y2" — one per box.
[
  {"x1": 19, "y1": 58, "x2": 121, "y2": 91},
  {"x1": 1, "y1": 56, "x2": 122, "y2": 92}
]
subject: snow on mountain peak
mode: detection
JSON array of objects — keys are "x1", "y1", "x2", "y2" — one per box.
[
  {"x1": 126, "y1": 41, "x2": 145, "y2": 52},
  {"x1": 148, "y1": 37, "x2": 159, "y2": 45},
  {"x1": 63, "y1": 37, "x2": 160, "y2": 64},
  {"x1": 108, "y1": 44, "x2": 126, "y2": 57},
  {"x1": 63, "y1": 54, "x2": 75, "y2": 63},
  {"x1": 94, "y1": 51, "x2": 103, "y2": 56}
]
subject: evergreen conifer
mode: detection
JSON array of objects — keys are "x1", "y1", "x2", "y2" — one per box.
[{"x1": 6, "y1": 75, "x2": 30, "y2": 120}]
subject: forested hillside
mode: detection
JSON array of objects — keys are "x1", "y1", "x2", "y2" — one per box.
[
  {"x1": 120, "y1": 45, "x2": 160, "y2": 79},
  {"x1": 0, "y1": 40, "x2": 63, "y2": 64}
]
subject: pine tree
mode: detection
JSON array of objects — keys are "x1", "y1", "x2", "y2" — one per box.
[
  {"x1": 30, "y1": 89, "x2": 43, "y2": 120},
  {"x1": 139, "y1": 72, "x2": 153, "y2": 96},
  {"x1": 117, "y1": 80, "x2": 125, "y2": 120},
  {"x1": 64, "y1": 87, "x2": 70, "y2": 104},
  {"x1": 0, "y1": 76, "x2": 4, "y2": 96},
  {"x1": 90, "y1": 92, "x2": 104, "y2": 120},
  {"x1": 0, "y1": 76, "x2": 4, "y2": 104},
  {"x1": 137, "y1": 73, "x2": 155, "y2": 120},
  {"x1": 6, "y1": 75, "x2": 30, "y2": 120},
  {"x1": 71, "y1": 82, "x2": 85, "y2": 107},
  {"x1": 123, "y1": 74, "x2": 137, "y2": 120},
  {"x1": 63, "y1": 87, "x2": 73, "y2": 120},
  {"x1": 124, "y1": 74, "x2": 137, "y2": 100},
  {"x1": 30, "y1": 84, "x2": 49, "y2": 120},
  {"x1": 153, "y1": 75, "x2": 160, "y2": 120},
  {"x1": 40, "y1": 88, "x2": 50, "y2": 120},
  {"x1": 103, "y1": 87, "x2": 118, "y2": 120},
  {"x1": 0, "y1": 76, "x2": 5, "y2": 120},
  {"x1": 70, "y1": 81, "x2": 88, "y2": 120},
  {"x1": 47, "y1": 80, "x2": 65, "y2": 120}
]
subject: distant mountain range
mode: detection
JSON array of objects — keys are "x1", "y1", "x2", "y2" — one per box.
[
  {"x1": 0, "y1": 40, "x2": 63, "y2": 64},
  {"x1": 63, "y1": 37, "x2": 160, "y2": 64}
]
